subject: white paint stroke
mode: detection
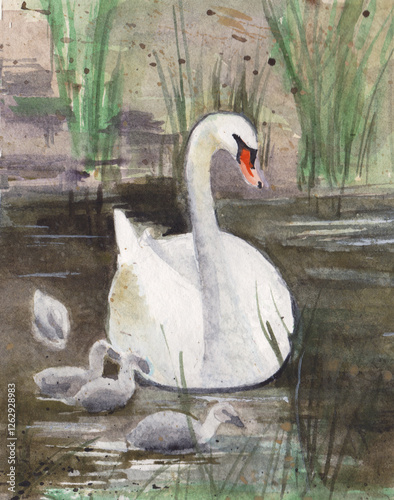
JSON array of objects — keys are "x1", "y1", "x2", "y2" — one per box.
[
  {"x1": 18, "y1": 272, "x2": 80, "y2": 278},
  {"x1": 305, "y1": 268, "x2": 394, "y2": 286},
  {"x1": 296, "y1": 228, "x2": 366, "y2": 237},
  {"x1": 26, "y1": 234, "x2": 107, "y2": 239},
  {"x1": 285, "y1": 218, "x2": 394, "y2": 227},
  {"x1": 337, "y1": 238, "x2": 394, "y2": 247}
]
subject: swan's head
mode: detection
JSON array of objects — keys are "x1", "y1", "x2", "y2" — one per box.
[
  {"x1": 212, "y1": 403, "x2": 245, "y2": 428},
  {"x1": 190, "y1": 112, "x2": 264, "y2": 189}
]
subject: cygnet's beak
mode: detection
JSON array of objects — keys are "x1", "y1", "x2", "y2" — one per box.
[
  {"x1": 228, "y1": 414, "x2": 245, "y2": 428},
  {"x1": 107, "y1": 347, "x2": 121, "y2": 361}
]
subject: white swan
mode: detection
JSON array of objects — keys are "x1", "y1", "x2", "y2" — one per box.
[
  {"x1": 107, "y1": 112, "x2": 295, "y2": 391},
  {"x1": 126, "y1": 403, "x2": 244, "y2": 454}
]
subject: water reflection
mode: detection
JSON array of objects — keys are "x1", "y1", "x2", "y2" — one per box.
[{"x1": 1, "y1": 196, "x2": 393, "y2": 498}]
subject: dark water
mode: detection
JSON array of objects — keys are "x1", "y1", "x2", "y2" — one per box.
[{"x1": 0, "y1": 193, "x2": 393, "y2": 499}]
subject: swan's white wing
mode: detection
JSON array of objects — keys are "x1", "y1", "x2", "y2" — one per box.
[
  {"x1": 114, "y1": 210, "x2": 142, "y2": 264},
  {"x1": 222, "y1": 232, "x2": 293, "y2": 376},
  {"x1": 139, "y1": 229, "x2": 200, "y2": 289},
  {"x1": 114, "y1": 210, "x2": 200, "y2": 289},
  {"x1": 108, "y1": 227, "x2": 205, "y2": 387}
]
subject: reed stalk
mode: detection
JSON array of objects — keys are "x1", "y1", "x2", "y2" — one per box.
[
  {"x1": 39, "y1": 0, "x2": 123, "y2": 180},
  {"x1": 262, "y1": 0, "x2": 393, "y2": 194}
]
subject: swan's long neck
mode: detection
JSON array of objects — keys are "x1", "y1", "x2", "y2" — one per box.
[
  {"x1": 88, "y1": 341, "x2": 109, "y2": 375},
  {"x1": 118, "y1": 353, "x2": 136, "y2": 391},
  {"x1": 186, "y1": 127, "x2": 248, "y2": 381},
  {"x1": 186, "y1": 132, "x2": 224, "y2": 363},
  {"x1": 186, "y1": 133, "x2": 220, "y2": 244}
]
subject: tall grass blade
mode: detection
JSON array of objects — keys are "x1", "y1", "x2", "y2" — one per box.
[
  {"x1": 154, "y1": 51, "x2": 177, "y2": 134},
  {"x1": 256, "y1": 283, "x2": 283, "y2": 366},
  {"x1": 178, "y1": 0, "x2": 195, "y2": 124}
]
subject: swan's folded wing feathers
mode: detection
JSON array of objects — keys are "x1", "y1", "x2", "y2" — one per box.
[
  {"x1": 139, "y1": 231, "x2": 200, "y2": 289},
  {"x1": 114, "y1": 210, "x2": 142, "y2": 263}
]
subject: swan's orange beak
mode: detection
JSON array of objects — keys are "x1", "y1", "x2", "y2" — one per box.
[{"x1": 239, "y1": 147, "x2": 264, "y2": 189}]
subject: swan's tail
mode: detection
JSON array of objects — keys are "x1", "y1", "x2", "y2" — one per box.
[{"x1": 114, "y1": 210, "x2": 141, "y2": 262}]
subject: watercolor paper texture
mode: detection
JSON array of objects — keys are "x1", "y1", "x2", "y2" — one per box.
[{"x1": 1, "y1": 0, "x2": 393, "y2": 498}]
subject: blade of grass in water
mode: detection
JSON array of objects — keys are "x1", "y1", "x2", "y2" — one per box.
[
  {"x1": 175, "y1": 463, "x2": 181, "y2": 500},
  {"x1": 218, "y1": 436, "x2": 256, "y2": 497},
  {"x1": 160, "y1": 324, "x2": 180, "y2": 387},
  {"x1": 227, "y1": 437, "x2": 265, "y2": 498},
  {"x1": 260, "y1": 424, "x2": 281, "y2": 497},
  {"x1": 256, "y1": 283, "x2": 283, "y2": 366},
  {"x1": 356, "y1": 48, "x2": 394, "y2": 177},
  {"x1": 280, "y1": 425, "x2": 293, "y2": 499},
  {"x1": 135, "y1": 463, "x2": 172, "y2": 499},
  {"x1": 270, "y1": 429, "x2": 285, "y2": 490},
  {"x1": 270, "y1": 290, "x2": 292, "y2": 336},
  {"x1": 173, "y1": 7, "x2": 187, "y2": 133},
  {"x1": 179, "y1": 351, "x2": 217, "y2": 497}
]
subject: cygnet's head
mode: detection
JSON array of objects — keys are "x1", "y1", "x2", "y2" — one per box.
[
  {"x1": 212, "y1": 403, "x2": 245, "y2": 428},
  {"x1": 190, "y1": 112, "x2": 264, "y2": 189}
]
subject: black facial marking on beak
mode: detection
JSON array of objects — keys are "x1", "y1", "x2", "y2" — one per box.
[
  {"x1": 232, "y1": 134, "x2": 243, "y2": 163},
  {"x1": 257, "y1": 181, "x2": 262, "y2": 189},
  {"x1": 250, "y1": 148, "x2": 257, "y2": 166},
  {"x1": 232, "y1": 134, "x2": 258, "y2": 169}
]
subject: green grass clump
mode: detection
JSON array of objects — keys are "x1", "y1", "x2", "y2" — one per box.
[
  {"x1": 38, "y1": 0, "x2": 123, "y2": 181},
  {"x1": 262, "y1": 0, "x2": 393, "y2": 194},
  {"x1": 153, "y1": 0, "x2": 195, "y2": 200}
]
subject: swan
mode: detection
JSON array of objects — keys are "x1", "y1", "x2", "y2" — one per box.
[
  {"x1": 33, "y1": 339, "x2": 111, "y2": 399},
  {"x1": 32, "y1": 290, "x2": 70, "y2": 350},
  {"x1": 34, "y1": 339, "x2": 147, "y2": 412},
  {"x1": 126, "y1": 402, "x2": 244, "y2": 454},
  {"x1": 107, "y1": 112, "x2": 295, "y2": 391},
  {"x1": 73, "y1": 351, "x2": 139, "y2": 413}
]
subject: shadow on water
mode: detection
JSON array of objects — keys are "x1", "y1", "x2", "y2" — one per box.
[{"x1": 0, "y1": 193, "x2": 393, "y2": 499}]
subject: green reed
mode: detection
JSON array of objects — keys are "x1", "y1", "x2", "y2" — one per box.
[
  {"x1": 285, "y1": 290, "x2": 390, "y2": 499},
  {"x1": 211, "y1": 55, "x2": 274, "y2": 170},
  {"x1": 154, "y1": 0, "x2": 275, "y2": 201},
  {"x1": 38, "y1": 0, "x2": 123, "y2": 181},
  {"x1": 262, "y1": 0, "x2": 393, "y2": 195}
]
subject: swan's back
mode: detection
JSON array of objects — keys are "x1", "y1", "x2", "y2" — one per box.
[{"x1": 108, "y1": 211, "x2": 294, "y2": 390}]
